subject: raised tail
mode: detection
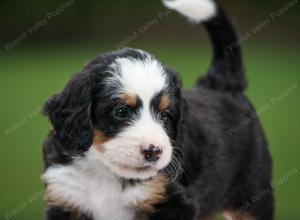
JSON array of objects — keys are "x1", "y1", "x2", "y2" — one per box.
[{"x1": 163, "y1": 0, "x2": 247, "y2": 93}]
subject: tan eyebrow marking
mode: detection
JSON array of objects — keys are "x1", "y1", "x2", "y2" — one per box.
[
  {"x1": 159, "y1": 95, "x2": 170, "y2": 111},
  {"x1": 121, "y1": 93, "x2": 137, "y2": 108}
]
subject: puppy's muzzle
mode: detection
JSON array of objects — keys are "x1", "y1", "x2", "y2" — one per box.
[{"x1": 141, "y1": 144, "x2": 162, "y2": 162}]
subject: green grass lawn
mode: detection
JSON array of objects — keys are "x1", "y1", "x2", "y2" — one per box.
[{"x1": 0, "y1": 41, "x2": 299, "y2": 220}]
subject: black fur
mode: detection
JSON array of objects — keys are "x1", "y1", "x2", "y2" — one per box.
[
  {"x1": 199, "y1": 5, "x2": 246, "y2": 92},
  {"x1": 43, "y1": 1, "x2": 273, "y2": 220}
]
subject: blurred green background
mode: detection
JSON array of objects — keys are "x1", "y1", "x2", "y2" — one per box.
[{"x1": 0, "y1": 0, "x2": 299, "y2": 219}]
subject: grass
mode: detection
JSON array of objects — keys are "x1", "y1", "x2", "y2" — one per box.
[{"x1": 0, "y1": 41, "x2": 299, "y2": 220}]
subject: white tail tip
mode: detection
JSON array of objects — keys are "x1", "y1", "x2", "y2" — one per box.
[{"x1": 163, "y1": 0, "x2": 217, "y2": 23}]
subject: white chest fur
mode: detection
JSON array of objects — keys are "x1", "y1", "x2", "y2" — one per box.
[{"x1": 42, "y1": 149, "x2": 152, "y2": 220}]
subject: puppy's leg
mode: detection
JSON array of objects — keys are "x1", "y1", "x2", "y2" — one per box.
[
  {"x1": 223, "y1": 211, "x2": 255, "y2": 220},
  {"x1": 248, "y1": 192, "x2": 274, "y2": 220},
  {"x1": 224, "y1": 192, "x2": 274, "y2": 220}
]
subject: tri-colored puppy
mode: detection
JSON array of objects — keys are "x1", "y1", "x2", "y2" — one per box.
[{"x1": 42, "y1": 0, "x2": 274, "y2": 219}]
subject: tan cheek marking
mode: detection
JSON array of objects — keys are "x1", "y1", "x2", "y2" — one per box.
[
  {"x1": 93, "y1": 129, "x2": 110, "y2": 152},
  {"x1": 121, "y1": 93, "x2": 137, "y2": 108},
  {"x1": 159, "y1": 95, "x2": 170, "y2": 111},
  {"x1": 224, "y1": 210, "x2": 256, "y2": 220},
  {"x1": 136, "y1": 174, "x2": 167, "y2": 213}
]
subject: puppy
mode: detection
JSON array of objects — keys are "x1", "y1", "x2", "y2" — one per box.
[{"x1": 42, "y1": 0, "x2": 274, "y2": 219}]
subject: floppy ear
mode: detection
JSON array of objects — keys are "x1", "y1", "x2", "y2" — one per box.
[
  {"x1": 164, "y1": 66, "x2": 185, "y2": 140},
  {"x1": 43, "y1": 71, "x2": 93, "y2": 154}
]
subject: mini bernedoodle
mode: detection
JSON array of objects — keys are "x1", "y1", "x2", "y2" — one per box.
[{"x1": 42, "y1": 0, "x2": 274, "y2": 219}]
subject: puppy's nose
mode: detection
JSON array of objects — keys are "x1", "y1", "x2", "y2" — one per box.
[{"x1": 142, "y1": 144, "x2": 162, "y2": 162}]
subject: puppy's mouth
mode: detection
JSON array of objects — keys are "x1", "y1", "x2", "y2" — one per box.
[
  {"x1": 134, "y1": 165, "x2": 152, "y2": 172},
  {"x1": 117, "y1": 163, "x2": 154, "y2": 172}
]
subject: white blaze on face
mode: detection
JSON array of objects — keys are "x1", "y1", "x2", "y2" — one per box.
[
  {"x1": 113, "y1": 57, "x2": 167, "y2": 102},
  {"x1": 98, "y1": 55, "x2": 173, "y2": 179}
]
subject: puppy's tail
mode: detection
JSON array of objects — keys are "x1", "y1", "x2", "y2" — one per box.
[{"x1": 163, "y1": 0, "x2": 246, "y2": 93}]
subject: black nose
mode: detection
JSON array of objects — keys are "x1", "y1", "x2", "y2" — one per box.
[{"x1": 142, "y1": 144, "x2": 162, "y2": 162}]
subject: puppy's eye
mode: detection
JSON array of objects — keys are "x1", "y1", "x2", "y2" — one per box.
[
  {"x1": 113, "y1": 106, "x2": 129, "y2": 119},
  {"x1": 160, "y1": 110, "x2": 170, "y2": 121}
]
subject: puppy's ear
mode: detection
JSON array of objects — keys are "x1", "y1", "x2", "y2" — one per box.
[
  {"x1": 165, "y1": 66, "x2": 182, "y2": 91},
  {"x1": 164, "y1": 66, "x2": 184, "y2": 140},
  {"x1": 43, "y1": 71, "x2": 93, "y2": 153}
]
